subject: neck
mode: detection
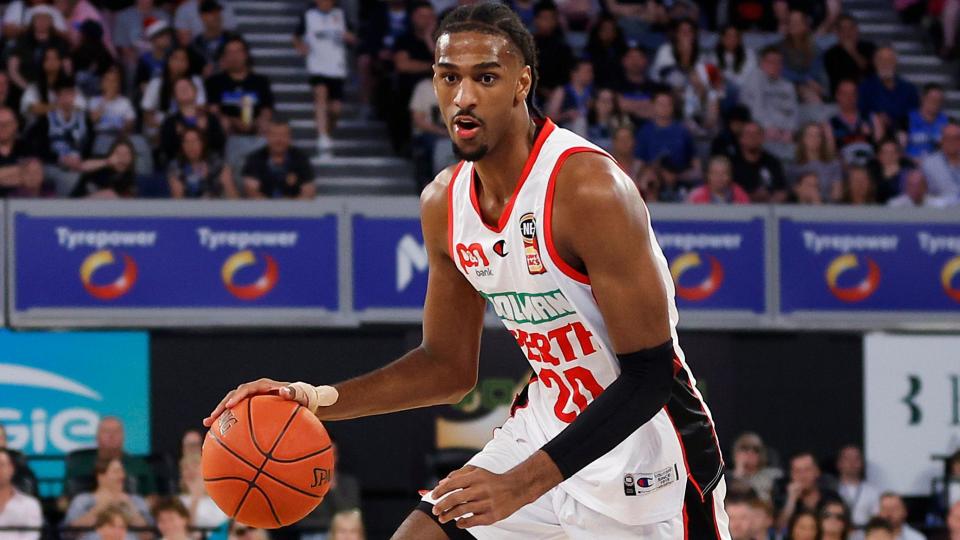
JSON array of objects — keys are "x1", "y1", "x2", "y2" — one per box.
[
  {"x1": 204, "y1": 27, "x2": 220, "y2": 38},
  {"x1": 822, "y1": 533, "x2": 843, "y2": 540},
  {"x1": 840, "y1": 473, "x2": 860, "y2": 484},
  {"x1": 0, "y1": 484, "x2": 13, "y2": 498},
  {"x1": 473, "y1": 115, "x2": 537, "y2": 207},
  {"x1": 654, "y1": 116, "x2": 671, "y2": 127},
  {"x1": 230, "y1": 68, "x2": 249, "y2": 80},
  {"x1": 270, "y1": 148, "x2": 286, "y2": 160},
  {"x1": 710, "y1": 185, "x2": 727, "y2": 196},
  {"x1": 922, "y1": 108, "x2": 938, "y2": 121},
  {"x1": 181, "y1": 104, "x2": 197, "y2": 116},
  {"x1": 744, "y1": 147, "x2": 761, "y2": 159},
  {"x1": 947, "y1": 152, "x2": 960, "y2": 164}
]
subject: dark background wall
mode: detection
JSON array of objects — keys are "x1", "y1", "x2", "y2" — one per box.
[{"x1": 150, "y1": 328, "x2": 862, "y2": 537}]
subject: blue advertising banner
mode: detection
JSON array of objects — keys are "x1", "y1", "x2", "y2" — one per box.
[
  {"x1": 352, "y1": 215, "x2": 428, "y2": 311},
  {"x1": 13, "y1": 215, "x2": 338, "y2": 310},
  {"x1": 779, "y1": 219, "x2": 960, "y2": 312},
  {"x1": 0, "y1": 330, "x2": 149, "y2": 495},
  {"x1": 652, "y1": 217, "x2": 767, "y2": 313}
]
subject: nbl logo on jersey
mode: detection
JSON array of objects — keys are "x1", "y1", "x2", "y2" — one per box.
[{"x1": 519, "y1": 213, "x2": 546, "y2": 275}]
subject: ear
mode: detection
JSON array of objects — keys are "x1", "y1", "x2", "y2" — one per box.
[{"x1": 515, "y1": 65, "x2": 532, "y2": 106}]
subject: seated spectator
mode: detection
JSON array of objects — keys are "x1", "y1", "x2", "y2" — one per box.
[
  {"x1": 531, "y1": 1, "x2": 573, "y2": 104},
  {"x1": 731, "y1": 121, "x2": 789, "y2": 202},
  {"x1": 831, "y1": 79, "x2": 881, "y2": 166},
  {"x1": 114, "y1": 0, "x2": 170, "y2": 71},
  {"x1": 152, "y1": 498, "x2": 190, "y2": 540},
  {"x1": 888, "y1": 168, "x2": 953, "y2": 208},
  {"x1": 727, "y1": 432, "x2": 783, "y2": 502},
  {"x1": 858, "y1": 47, "x2": 919, "y2": 135},
  {"x1": 21, "y1": 47, "x2": 80, "y2": 122},
  {"x1": 791, "y1": 171, "x2": 824, "y2": 204},
  {"x1": 587, "y1": 88, "x2": 629, "y2": 152},
  {"x1": 878, "y1": 492, "x2": 925, "y2": 540},
  {"x1": 91, "y1": 507, "x2": 129, "y2": 540},
  {"x1": 709, "y1": 24, "x2": 757, "y2": 89},
  {"x1": 585, "y1": 14, "x2": 627, "y2": 91},
  {"x1": 159, "y1": 78, "x2": 224, "y2": 167},
  {"x1": 0, "y1": 107, "x2": 42, "y2": 198},
  {"x1": 841, "y1": 165, "x2": 876, "y2": 205},
  {"x1": 546, "y1": 59, "x2": 593, "y2": 137},
  {"x1": 0, "y1": 448, "x2": 43, "y2": 540},
  {"x1": 835, "y1": 444, "x2": 881, "y2": 528},
  {"x1": 133, "y1": 19, "x2": 174, "y2": 96},
  {"x1": 64, "y1": 457, "x2": 153, "y2": 540},
  {"x1": 177, "y1": 453, "x2": 226, "y2": 529},
  {"x1": 205, "y1": 36, "x2": 275, "y2": 136},
  {"x1": 616, "y1": 45, "x2": 662, "y2": 125},
  {"x1": 751, "y1": 497, "x2": 777, "y2": 540},
  {"x1": 610, "y1": 125, "x2": 642, "y2": 186},
  {"x1": 864, "y1": 517, "x2": 896, "y2": 540},
  {"x1": 62, "y1": 0, "x2": 115, "y2": 54},
  {"x1": 294, "y1": 0, "x2": 357, "y2": 157},
  {"x1": 241, "y1": 120, "x2": 315, "y2": 199},
  {"x1": 176, "y1": 0, "x2": 237, "y2": 49},
  {"x1": 70, "y1": 137, "x2": 137, "y2": 198},
  {"x1": 25, "y1": 76, "x2": 91, "y2": 196},
  {"x1": 777, "y1": 452, "x2": 841, "y2": 530},
  {"x1": 141, "y1": 47, "x2": 206, "y2": 132},
  {"x1": 905, "y1": 83, "x2": 949, "y2": 160},
  {"x1": 189, "y1": 1, "x2": 238, "y2": 77},
  {"x1": 329, "y1": 509, "x2": 364, "y2": 540},
  {"x1": 228, "y1": 523, "x2": 267, "y2": 540},
  {"x1": 72, "y1": 21, "x2": 116, "y2": 100},
  {"x1": 778, "y1": 10, "x2": 827, "y2": 103},
  {"x1": 787, "y1": 509, "x2": 820, "y2": 540},
  {"x1": 3, "y1": 0, "x2": 67, "y2": 42},
  {"x1": 63, "y1": 417, "x2": 156, "y2": 498},
  {"x1": 740, "y1": 46, "x2": 798, "y2": 153},
  {"x1": 868, "y1": 139, "x2": 911, "y2": 204},
  {"x1": 88, "y1": 65, "x2": 135, "y2": 140},
  {"x1": 167, "y1": 127, "x2": 237, "y2": 199},
  {"x1": 711, "y1": 104, "x2": 751, "y2": 159},
  {"x1": 388, "y1": 1, "x2": 435, "y2": 152},
  {"x1": 651, "y1": 18, "x2": 718, "y2": 132},
  {"x1": 688, "y1": 155, "x2": 750, "y2": 204},
  {"x1": 7, "y1": 7, "x2": 71, "y2": 91},
  {"x1": 726, "y1": 496, "x2": 756, "y2": 540},
  {"x1": 408, "y1": 77, "x2": 450, "y2": 189},
  {"x1": 788, "y1": 122, "x2": 843, "y2": 202},
  {"x1": 0, "y1": 73, "x2": 24, "y2": 115},
  {"x1": 180, "y1": 430, "x2": 201, "y2": 460},
  {"x1": 635, "y1": 91, "x2": 700, "y2": 181},
  {"x1": 823, "y1": 14, "x2": 875, "y2": 95},
  {"x1": 921, "y1": 121, "x2": 960, "y2": 200},
  {"x1": 818, "y1": 499, "x2": 851, "y2": 540},
  {"x1": 0, "y1": 424, "x2": 39, "y2": 495}
]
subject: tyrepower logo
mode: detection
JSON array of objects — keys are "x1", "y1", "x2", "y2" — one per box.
[
  {"x1": 825, "y1": 254, "x2": 881, "y2": 303},
  {"x1": 80, "y1": 250, "x2": 138, "y2": 300},
  {"x1": 56, "y1": 227, "x2": 155, "y2": 301},
  {"x1": 669, "y1": 252, "x2": 724, "y2": 302},
  {"x1": 198, "y1": 228, "x2": 296, "y2": 300}
]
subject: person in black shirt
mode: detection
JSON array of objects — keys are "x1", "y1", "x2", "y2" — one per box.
[
  {"x1": 616, "y1": 45, "x2": 664, "y2": 125},
  {"x1": 204, "y1": 36, "x2": 274, "y2": 135},
  {"x1": 390, "y1": 1, "x2": 436, "y2": 153},
  {"x1": 823, "y1": 14, "x2": 875, "y2": 95},
  {"x1": 7, "y1": 7, "x2": 71, "y2": 91},
  {"x1": 71, "y1": 137, "x2": 138, "y2": 198},
  {"x1": 711, "y1": 104, "x2": 752, "y2": 159},
  {"x1": 159, "y1": 77, "x2": 225, "y2": 167},
  {"x1": 241, "y1": 120, "x2": 316, "y2": 199},
  {"x1": 585, "y1": 14, "x2": 626, "y2": 91},
  {"x1": 532, "y1": 1, "x2": 573, "y2": 104},
  {"x1": 0, "y1": 106, "x2": 42, "y2": 197},
  {"x1": 25, "y1": 76, "x2": 93, "y2": 196},
  {"x1": 731, "y1": 121, "x2": 788, "y2": 202},
  {"x1": 191, "y1": 0, "x2": 238, "y2": 77}
]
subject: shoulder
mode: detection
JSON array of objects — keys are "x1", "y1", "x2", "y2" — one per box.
[
  {"x1": 554, "y1": 151, "x2": 643, "y2": 217},
  {"x1": 420, "y1": 163, "x2": 459, "y2": 218}
]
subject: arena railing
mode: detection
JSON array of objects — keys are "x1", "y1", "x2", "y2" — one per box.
[{"x1": 2, "y1": 199, "x2": 959, "y2": 330}]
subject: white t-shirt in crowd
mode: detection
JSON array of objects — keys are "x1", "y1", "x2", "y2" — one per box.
[
  {"x1": 141, "y1": 75, "x2": 208, "y2": 115},
  {"x1": 838, "y1": 480, "x2": 881, "y2": 527},
  {"x1": 0, "y1": 488, "x2": 43, "y2": 540},
  {"x1": 296, "y1": 6, "x2": 348, "y2": 78},
  {"x1": 20, "y1": 84, "x2": 88, "y2": 119},
  {"x1": 179, "y1": 494, "x2": 228, "y2": 528},
  {"x1": 88, "y1": 95, "x2": 136, "y2": 133}
]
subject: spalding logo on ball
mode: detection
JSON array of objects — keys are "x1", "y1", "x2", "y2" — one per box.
[{"x1": 201, "y1": 395, "x2": 335, "y2": 528}]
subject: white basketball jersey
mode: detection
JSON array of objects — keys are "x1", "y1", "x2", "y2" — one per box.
[
  {"x1": 447, "y1": 119, "x2": 724, "y2": 525},
  {"x1": 299, "y1": 7, "x2": 348, "y2": 78}
]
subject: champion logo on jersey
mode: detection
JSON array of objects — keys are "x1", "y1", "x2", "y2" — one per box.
[
  {"x1": 492, "y1": 239, "x2": 508, "y2": 257},
  {"x1": 519, "y1": 213, "x2": 546, "y2": 275}
]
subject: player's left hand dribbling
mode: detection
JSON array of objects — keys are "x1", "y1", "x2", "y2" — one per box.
[{"x1": 430, "y1": 466, "x2": 529, "y2": 527}]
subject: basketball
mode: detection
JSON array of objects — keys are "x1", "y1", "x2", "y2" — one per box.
[{"x1": 201, "y1": 395, "x2": 335, "y2": 529}]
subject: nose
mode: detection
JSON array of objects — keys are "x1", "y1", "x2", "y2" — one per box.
[{"x1": 453, "y1": 78, "x2": 479, "y2": 111}]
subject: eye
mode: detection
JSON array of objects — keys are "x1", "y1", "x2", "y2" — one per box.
[
  {"x1": 441, "y1": 73, "x2": 458, "y2": 84},
  {"x1": 480, "y1": 74, "x2": 497, "y2": 85}
]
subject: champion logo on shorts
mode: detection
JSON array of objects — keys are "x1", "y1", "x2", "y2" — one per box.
[{"x1": 622, "y1": 464, "x2": 679, "y2": 496}]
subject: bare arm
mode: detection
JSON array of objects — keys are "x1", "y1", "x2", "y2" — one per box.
[
  {"x1": 242, "y1": 177, "x2": 266, "y2": 199},
  {"x1": 220, "y1": 166, "x2": 238, "y2": 199},
  {"x1": 7, "y1": 57, "x2": 26, "y2": 89},
  {"x1": 203, "y1": 167, "x2": 486, "y2": 426},
  {"x1": 297, "y1": 181, "x2": 316, "y2": 200}
]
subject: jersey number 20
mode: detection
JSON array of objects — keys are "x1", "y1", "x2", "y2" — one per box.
[{"x1": 539, "y1": 366, "x2": 604, "y2": 423}]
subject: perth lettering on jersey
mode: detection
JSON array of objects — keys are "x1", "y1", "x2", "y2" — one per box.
[
  {"x1": 482, "y1": 289, "x2": 575, "y2": 324},
  {"x1": 917, "y1": 232, "x2": 960, "y2": 255},
  {"x1": 802, "y1": 231, "x2": 899, "y2": 254},
  {"x1": 56, "y1": 227, "x2": 157, "y2": 250},
  {"x1": 509, "y1": 321, "x2": 598, "y2": 366},
  {"x1": 196, "y1": 227, "x2": 299, "y2": 251}
]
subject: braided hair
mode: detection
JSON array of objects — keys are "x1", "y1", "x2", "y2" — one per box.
[{"x1": 433, "y1": 2, "x2": 543, "y2": 119}]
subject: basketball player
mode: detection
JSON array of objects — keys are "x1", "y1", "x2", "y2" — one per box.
[{"x1": 204, "y1": 4, "x2": 729, "y2": 538}]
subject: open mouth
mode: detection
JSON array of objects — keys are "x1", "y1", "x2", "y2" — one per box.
[{"x1": 453, "y1": 116, "x2": 482, "y2": 139}]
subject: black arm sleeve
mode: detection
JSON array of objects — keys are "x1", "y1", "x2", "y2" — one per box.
[{"x1": 541, "y1": 338, "x2": 675, "y2": 480}]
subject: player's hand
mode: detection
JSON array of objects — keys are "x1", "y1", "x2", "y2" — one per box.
[
  {"x1": 202, "y1": 378, "x2": 292, "y2": 427},
  {"x1": 430, "y1": 466, "x2": 531, "y2": 528}
]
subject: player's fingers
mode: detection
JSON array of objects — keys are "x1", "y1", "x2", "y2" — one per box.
[
  {"x1": 432, "y1": 490, "x2": 471, "y2": 521},
  {"x1": 431, "y1": 473, "x2": 472, "y2": 500},
  {"x1": 438, "y1": 501, "x2": 485, "y2": 524},
  {"x1": 445, "y1": 465, "x2": 477, "y2": 479},
  {"x1": 455, "y1": 511, "x2": 494, "y2": 528},
  {"x1": 203, "y1": 390, "x2": 237, "y2": 426}
]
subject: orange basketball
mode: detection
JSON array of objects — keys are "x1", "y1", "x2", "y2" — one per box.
[{"x1": 201, "y1": 395, "x2": 335, "y2": 528}]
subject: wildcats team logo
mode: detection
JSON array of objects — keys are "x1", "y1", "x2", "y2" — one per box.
[{"x1": 519, "y1": 213, "x2": 545, "y2": 275}]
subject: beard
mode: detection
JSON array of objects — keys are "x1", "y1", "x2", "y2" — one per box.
[{"x1": 451, "y1": 141, "x2": 490, "y2": 162}]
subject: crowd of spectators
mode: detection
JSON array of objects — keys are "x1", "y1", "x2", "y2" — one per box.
[
  {"x1": 0, "y1": 419, "x2": 365, "y2": 540},
  {"x1": 0, "y1": 0, "x2": 324, "y2": 200},
  {"x1": 365, "y1": 0, "x2": 960, "y2": 204}
]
